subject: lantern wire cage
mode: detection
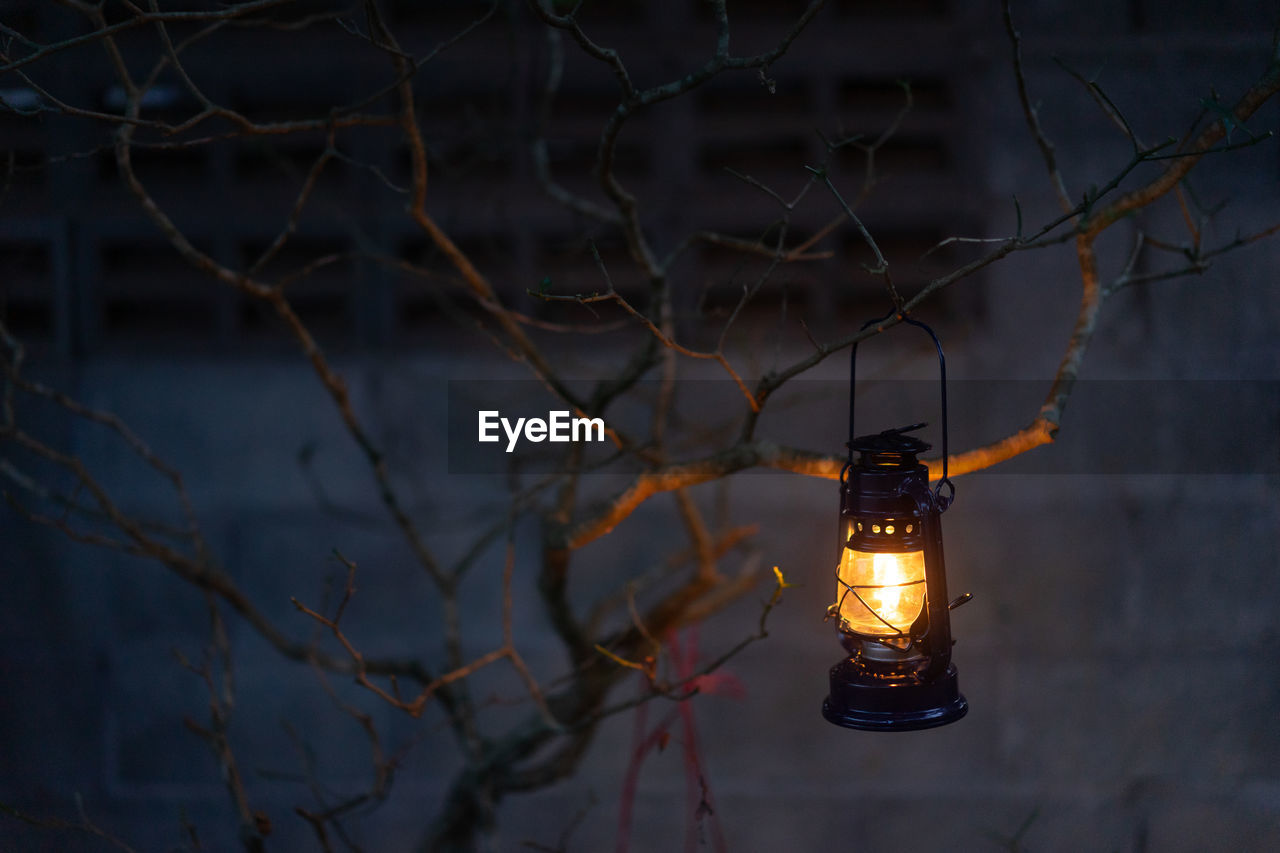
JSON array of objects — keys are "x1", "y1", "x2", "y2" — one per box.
[{"x1": 834, "y1": 573, "x2": 926, "y2": 637}]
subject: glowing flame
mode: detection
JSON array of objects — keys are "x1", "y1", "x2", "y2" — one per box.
[{"x1": 837, "y1": 548, "x2": 926, "y2": 635}]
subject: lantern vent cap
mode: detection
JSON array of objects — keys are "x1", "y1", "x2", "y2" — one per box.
[{"x1": 848, "y1": 423, "x2": 931, "y2": 468}]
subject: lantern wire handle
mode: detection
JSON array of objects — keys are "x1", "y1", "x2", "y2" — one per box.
[{"x1": 847, "y1": 310, "x2": 955, "y2": 510}]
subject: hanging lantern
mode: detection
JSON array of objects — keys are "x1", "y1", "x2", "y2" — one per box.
[{"x1": 823, "y1": 314, "x2": 970, "y2": 732}]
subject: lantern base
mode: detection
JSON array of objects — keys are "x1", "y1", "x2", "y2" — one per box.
[{"x1": 823, "y1": 659, "x2": 967, "y2": 732}]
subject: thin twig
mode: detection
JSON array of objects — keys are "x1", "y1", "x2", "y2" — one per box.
[{"x1": 1004, "y1": 0, "x2": 1072, "y2": 211}]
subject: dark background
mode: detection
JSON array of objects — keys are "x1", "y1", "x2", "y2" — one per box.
[{"x1": 2, "y1": 1, "x2": 1279, "y2": 850}]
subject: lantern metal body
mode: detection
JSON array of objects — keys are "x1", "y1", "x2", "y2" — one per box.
[{"x1": 823, "y1": 315, "x2": 968, "y2": 732}]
